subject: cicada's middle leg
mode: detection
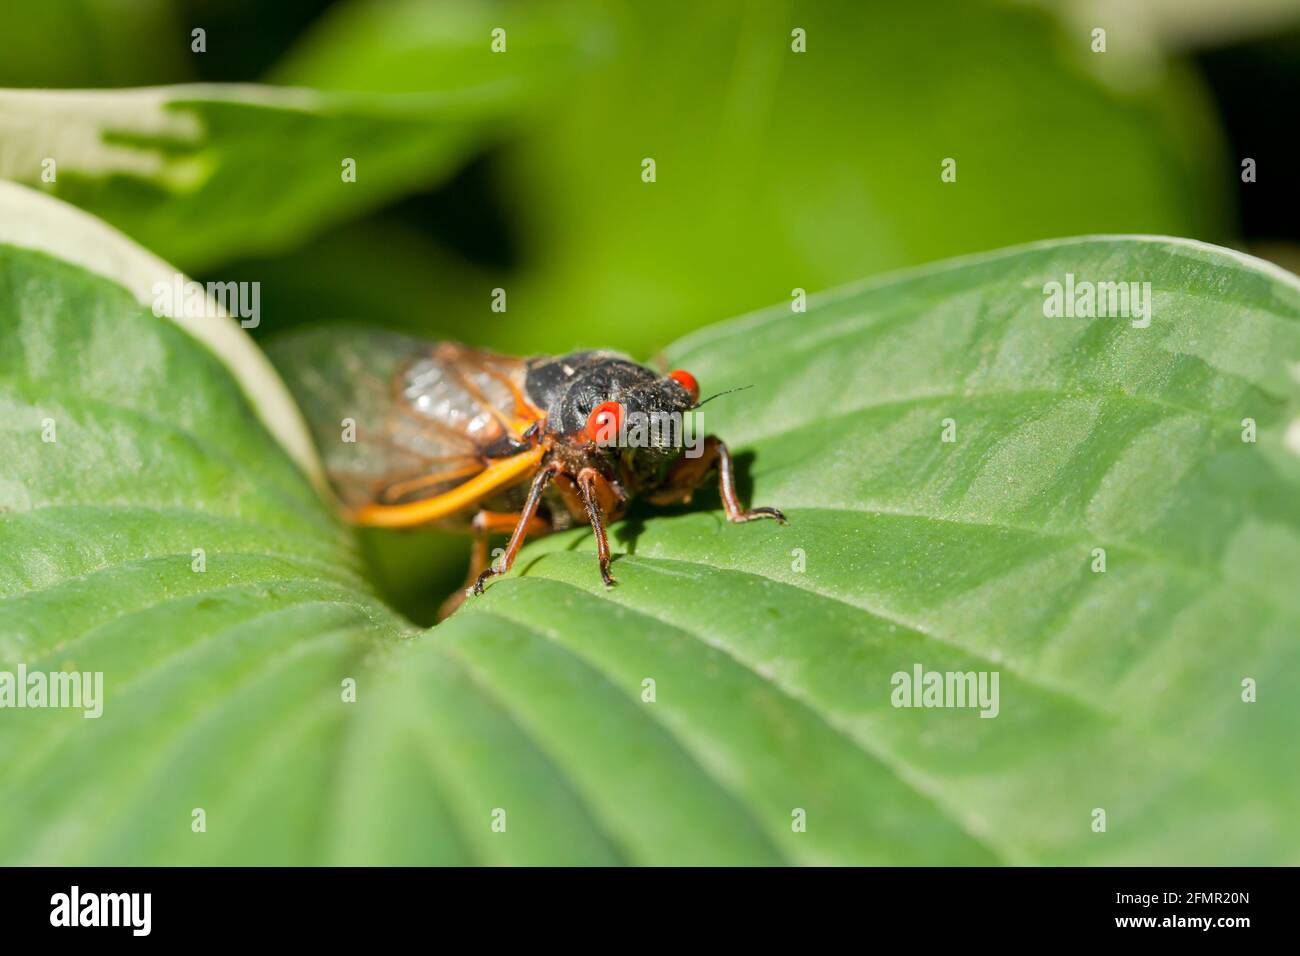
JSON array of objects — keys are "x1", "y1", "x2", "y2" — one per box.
[{"x1": 575, "y1": 467, "x2": 621, "y2": 588}]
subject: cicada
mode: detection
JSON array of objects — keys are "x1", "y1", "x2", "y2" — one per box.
[{"x1": 281, "y1": 330, "x2": 785, "y2": 618}]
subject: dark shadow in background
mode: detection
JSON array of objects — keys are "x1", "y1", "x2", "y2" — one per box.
[
  {"x1": 1196, "y1": 26, "x2": 1300, "y2": 243},
  {"x1": 182, "y1": 0, "x2": 339, "y2": 82}
]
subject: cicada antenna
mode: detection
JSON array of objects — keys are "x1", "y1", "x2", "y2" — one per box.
[{"x1": 692, "y1": 384, "x2": 753, "y2": 409}]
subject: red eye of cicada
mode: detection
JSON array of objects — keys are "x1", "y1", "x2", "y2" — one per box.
[
  {"x1": 668, "y1": 369, "x2": 699, "y2": 403},
  {"x1": 585, "y1": 400, "x2": 624, "y2": 446}
]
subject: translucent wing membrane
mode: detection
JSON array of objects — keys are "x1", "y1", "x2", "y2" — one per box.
[{"x1": 268, "y1": 328, "x2": 540, "y2": 516}]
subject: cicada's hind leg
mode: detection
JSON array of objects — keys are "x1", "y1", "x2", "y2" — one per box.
[
  {"x1": 466, "y1": 461, "x2": 563, "y2": 601},
  {"x1": 647, "y1": 435, "x2": 787, "y2": 523},
  {"x1": 438, "y1": 507, "x2": 551, "y2": 619}
]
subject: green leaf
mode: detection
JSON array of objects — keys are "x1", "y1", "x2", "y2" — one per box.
[
  {"x1": 3, "y1": 192, "x2": 1297, "y2": 863},
  {"x1": 487, "y1": 236, "x2": 1300, "y2": 865},
  {"x1": 0, "y1": 81, "x2": 524, "y2": 271}
]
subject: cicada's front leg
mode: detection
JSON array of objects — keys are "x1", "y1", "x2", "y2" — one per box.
[
  {"x1": 438, "y1": 507, "x2": 552, "y2": 619},
  {"x1": 468, "y1": 461, "x2": 563, "y2": 598},
  {"x1": 647, "y1": 436, "x2": 786, "y2": 524}
]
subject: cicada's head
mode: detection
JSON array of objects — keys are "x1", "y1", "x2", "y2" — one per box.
[{"x1": 529, "y1": 352, "x2": 701, "y2": 470}]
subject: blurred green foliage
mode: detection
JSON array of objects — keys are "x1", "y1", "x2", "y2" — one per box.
[{"x1": 2, "y1": 0, "x2": 1235, "y2": 359}]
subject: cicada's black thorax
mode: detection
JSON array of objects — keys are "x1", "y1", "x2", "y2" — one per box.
[{"x1": 526, "y1": 351, "x2": 693, "y2": 437}]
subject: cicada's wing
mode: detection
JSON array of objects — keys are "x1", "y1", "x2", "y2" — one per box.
[{"x1": 269, "y1": 327, "x2": 543, "y2": 523}]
